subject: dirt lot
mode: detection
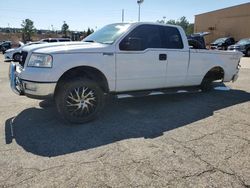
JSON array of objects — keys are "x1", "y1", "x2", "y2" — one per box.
[{"x1": 0, "y1": 54, "x2": 249, "y2": 187}]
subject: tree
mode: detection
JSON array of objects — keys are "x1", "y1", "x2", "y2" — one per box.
[
  {"x1": 176, "y1": 16, "x2": 189, "y2": 33},
  {"x1": 21, "y1": 19, "x2": 36, "y2": 42},
  {"x1": 61, "y1": 21, "x2": 69, "y2": 37},
  {"x1": 157, "y1": 16, "x2": 194, "y2": 35},
  {"x1": 186, "y1": 23, "x2": 194, "y2": 35},
  {"x1": 166, "y1": 19, "x2": 176, "y2": 25},
  {"x1": 86, "y1": 28, "x2": 94, "y2": 37}
]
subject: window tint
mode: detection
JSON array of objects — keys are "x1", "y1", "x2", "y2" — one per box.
[
  {"x1": 50, "y1": 39, "x2": 58, "y2": 42},
  {"x1": 119, "y1": 24, "x2": 183, "y2": 51},
  {"x1": 161, "y1": 26, "x2": 183, "y2": 49},
  {"x1": 120, "y1": 25, "x2": 162, "y2": 51}
]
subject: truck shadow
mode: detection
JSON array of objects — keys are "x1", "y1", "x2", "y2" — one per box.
[{"x1": 5, "y1": 88, "x2": 250, "y2": 157}]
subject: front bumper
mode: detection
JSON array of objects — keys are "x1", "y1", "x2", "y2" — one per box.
[
  {"x1": 9, "y1": 62, "x2": 56, "y2": 99},
  {"x1": 228, "y1": 48, "x2": 246, "y2": 55}
]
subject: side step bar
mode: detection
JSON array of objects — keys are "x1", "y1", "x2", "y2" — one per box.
[{"x1": 114, "y1": 87, "x2": 201, "y2": 99}]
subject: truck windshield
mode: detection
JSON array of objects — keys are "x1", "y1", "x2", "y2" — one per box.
[{"x1": 83, "y1": 23, "x2": 131, "y2": 44}]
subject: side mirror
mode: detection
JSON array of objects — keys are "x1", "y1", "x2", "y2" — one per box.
[{"x1": 120, "y1": 37, "x2": 143, "y2": 51}]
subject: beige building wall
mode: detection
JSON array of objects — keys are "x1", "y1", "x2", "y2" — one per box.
[{"x1": 194, "y1": 3, "x2": 250, "y2": 44}]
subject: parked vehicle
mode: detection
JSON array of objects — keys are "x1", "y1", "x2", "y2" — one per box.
[
  {"x1": 40, "y1": 38, "x2": 71, "y2": 43},
  {"x1": 0, "y1": 41, "x2": 12, "y2": 54},
  {"x1": 187, "y1": 32, "x2": 210, "y2": 49},
  {"x1": 5, "y1": 38, "x2": 72, "y2": 61},
  {"x1": 4, "y1": 41, "x2": 46, "y2": 62},
  {"x1": 9, "y1": 22, "x2": 242, "y2": 123},
  {"x1": 210, "y1": 37, "x2": 235, "y2": 50},
  {"x1": 227, "y1": 38, "x2": 250, "y2": 57}
]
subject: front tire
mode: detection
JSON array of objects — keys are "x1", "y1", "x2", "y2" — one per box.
[
  {"x1": 246, "y1": 49, "x2": 250, "y2": 57},
  {"x1": 55, "y1": 78, "x2": 105, "y2": 124},
  {"x1": 13, "y1": 53, "x2": 21, "y2": 62}
]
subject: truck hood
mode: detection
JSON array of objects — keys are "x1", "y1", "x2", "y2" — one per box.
[
  {"x1": 22, "y1": 41, "x2": 110, "y2": 54},
  {"x1": 5, "y1": 48, "x2": 16, "y2": 53}
]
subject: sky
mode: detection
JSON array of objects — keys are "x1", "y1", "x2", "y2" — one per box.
[{"x1": 0, "y1": 0, "x2": 249, "y2": 31}]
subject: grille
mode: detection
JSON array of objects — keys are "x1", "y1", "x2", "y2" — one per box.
[{"x1": 19, "y1": 51, "x2": 28, "y2": 67}]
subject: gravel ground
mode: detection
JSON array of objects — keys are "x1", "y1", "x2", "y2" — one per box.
[{"x1": 0, "y1": 54, "x2": 249, "y2": 188}]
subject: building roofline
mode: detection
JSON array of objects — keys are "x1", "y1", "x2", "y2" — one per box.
[{"x1": 195, "y1": 2, "x2": 250, "y2": 16}]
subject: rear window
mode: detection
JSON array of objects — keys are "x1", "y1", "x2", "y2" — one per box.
[{"x1": 161, "y1": 26, "x2": 183, "y2": 49}]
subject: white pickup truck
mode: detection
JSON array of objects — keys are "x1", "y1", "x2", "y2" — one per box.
[{"x1": 9, "y1": 22, "x2": 242, "y2": 123}]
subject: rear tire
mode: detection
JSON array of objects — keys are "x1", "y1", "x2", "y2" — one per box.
[
  {"x1": 200, "y1": 78, "x2": 213, "y2": 92},
  {"x1": 55, "y1": 78, "x2": 105, "y2": 124}
]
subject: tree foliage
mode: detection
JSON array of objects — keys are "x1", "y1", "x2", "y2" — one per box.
[
  {"x1": 21, "y1": 19, "x2": 36, "y2": 42},
  {"x1": 61, "y1": 21, "x2": 69, "y2": 37},
  {"x1": 157, "y1": 16, "x2": 194, "y2": 35},
  {"x1": 85, "y1": 28, "x2": 94, "y2": 37}
]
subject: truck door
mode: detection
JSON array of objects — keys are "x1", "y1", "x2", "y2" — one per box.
[
  {"x1": 161, "y1": 26, "x2": 189, "y2": 87},
  {"x1": 115, "y1": 24, "x2": 167, "y2": 92}
]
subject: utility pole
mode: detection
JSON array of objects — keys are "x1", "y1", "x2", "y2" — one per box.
[
  {"x1": 122, "y1": 9, "x2": 124, "y2": 22},
  {"x1": 137, "y1": 0, "x2": 144, "y2": 22}
]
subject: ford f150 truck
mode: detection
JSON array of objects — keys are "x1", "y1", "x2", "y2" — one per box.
[{"x1": 9, "y1": 22, "x2": 242, "y2": 123}]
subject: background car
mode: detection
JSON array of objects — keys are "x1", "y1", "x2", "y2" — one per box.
[
  {"x1": 228, "y1": 38, "x2": 250, "y2": 57},
  {"x1": 210, "y1": 37, "x2": 235, "y2": 50},
  {"x1": 187, "y1": 32, "x2": 210, "y2": 49},
  {"x1": 0, "y1": 41, "x2": 12, "y2": 54},
  {"x1": 4, "y1": 41, "x2": 46, "y2": 61},
  {"x1": 40, "y1": 38, "x2": 71, "y2": 42}
]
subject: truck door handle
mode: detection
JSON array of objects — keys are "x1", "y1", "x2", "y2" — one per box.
[{"x1": 159, "y1": 54, "x2": 167, "y2": 61}]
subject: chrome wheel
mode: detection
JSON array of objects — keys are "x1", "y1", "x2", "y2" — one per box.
[
  {"x1": 66, "y1": 87, "x2": 97, "y2": 117},
  {"x1": 55, "y1": 78, "x2": 105, "y2": 124}
]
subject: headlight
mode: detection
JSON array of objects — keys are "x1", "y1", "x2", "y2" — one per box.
[{"x1": 27, "y1": 53, "x2": 53, "y2": 68}]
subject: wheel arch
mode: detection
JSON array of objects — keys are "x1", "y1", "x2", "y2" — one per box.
[
  {"x1": 201, "y1": 66, "x2": 225, "y2": 83},
  {"x1": 55, "y1": 66, "x2": 110, "y2": 94}
]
